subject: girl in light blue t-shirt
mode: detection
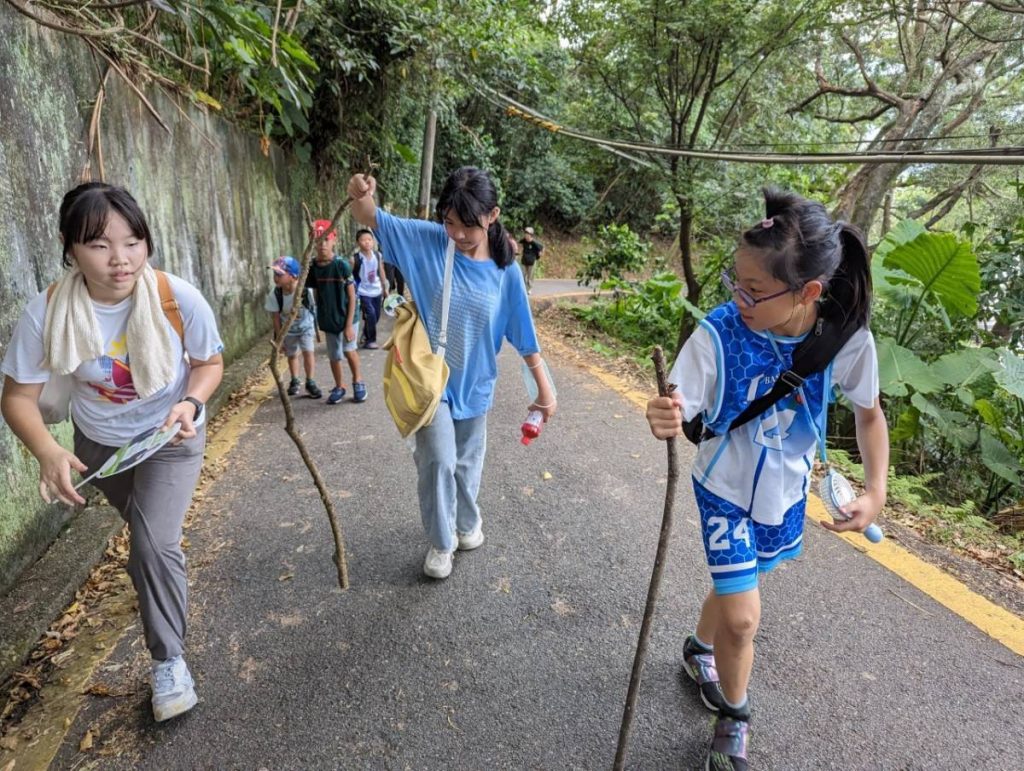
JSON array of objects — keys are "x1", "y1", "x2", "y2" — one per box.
[{"x1": 347, "y1": 167, "x2": 556, "y2": 580}]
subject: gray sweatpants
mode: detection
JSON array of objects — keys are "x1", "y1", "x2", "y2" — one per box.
[{"x1": 74, "y1": 424, "x2": 206, "y2": 661}]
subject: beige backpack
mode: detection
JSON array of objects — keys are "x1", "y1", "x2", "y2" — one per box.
[{"x1": 381, "y1": 240, "x2": 455, "y2": 438}]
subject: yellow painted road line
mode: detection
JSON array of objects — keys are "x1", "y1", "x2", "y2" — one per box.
[
  {"x1": 539, "y1": 331, "x2": 1024, "y2": 657},
  {"x1": 805, "y1": 499, "x2": 1024, "y2": 656}
]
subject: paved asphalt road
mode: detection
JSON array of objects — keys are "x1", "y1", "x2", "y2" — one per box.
[{"x1": 46, "y1": 280, "x2": 1024, "y2": 769}]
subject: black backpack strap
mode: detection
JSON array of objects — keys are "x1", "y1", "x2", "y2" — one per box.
[
  {"x1": 275, "y1": 286, "x2": 283, "y2": 314},
  {"x1": 683, "y1": 313, "x2": 861, "y2": 445}
]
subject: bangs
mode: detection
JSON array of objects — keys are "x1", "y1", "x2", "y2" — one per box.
[
  {"x1": 60, "y1": 184, "x2": 152, "y2": 252},
  {"x1": 438, "y1": 191, "x2": 488, "y2": 229},
  {"x1": 65, "y1": 195, "x2": 116, "y2": 246}
]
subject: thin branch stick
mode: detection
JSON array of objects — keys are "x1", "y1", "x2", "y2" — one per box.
[
  {"x1": 122, "y1": 27, "x2": 209, "y2": 74},
  {"x1": 267, "y1": 176, "x2": 370, "y2": 590},
  {"x1": 85, "y1": 39, "x2": 172, "y2": 134},
  {"x1": 84, "y1": 0, "x2": 152, "y2": 9},
  {"x1": 3, "y1": 0, "x2": 124, "y2": 37},
  {"x1": 614, "y1": 346, "x2": 679, "y2": 770},
  {"x1": 284, "y1": 0, "x2": 304, "y2": 34},
  {"x1": 270, "y1": 0, "x2": 283, "y2": 67},
  {"x1": 79, "y1": 67, "x2": 110, "y2": 182}
]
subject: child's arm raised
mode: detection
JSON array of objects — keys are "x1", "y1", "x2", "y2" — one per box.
[{"x1": 822, "y1": 398, "x2": 889, "y2": 535}]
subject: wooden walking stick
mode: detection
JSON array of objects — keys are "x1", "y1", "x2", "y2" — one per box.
[
  {"x1": 613, "y1": 345, "x2": 679, "y2": 770},
  {"x1": 268, "y1": 164, "x2": 375, "y2": 589}
]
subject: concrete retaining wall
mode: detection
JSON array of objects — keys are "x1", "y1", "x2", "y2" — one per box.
[{"x1": 0, "y1": 5, "x2": 311, "y2": 593}]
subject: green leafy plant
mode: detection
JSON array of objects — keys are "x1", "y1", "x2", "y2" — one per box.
[
  {"x1": 573, "y1": 271, "x2": 685, "y2": 354},
  {"x1": 871, "y1": 221, "x2": 1023, "y2": 515},
  {"x1": 576, "y1": 224, "x2": 649, "y2": 287}
]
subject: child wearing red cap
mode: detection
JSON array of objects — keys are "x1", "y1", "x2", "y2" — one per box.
[{"x1": 307, "y1": 221, "x2": 366, "y2": 404}]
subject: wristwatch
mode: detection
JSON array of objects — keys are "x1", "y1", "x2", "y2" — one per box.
[{"x1": 182, "y1": 396, "x2": 204, "y2": 421}]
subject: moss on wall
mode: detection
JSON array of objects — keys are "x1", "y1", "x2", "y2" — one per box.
[{"x1": 0, "y1": 5, "x2": 314, "y2": 593}]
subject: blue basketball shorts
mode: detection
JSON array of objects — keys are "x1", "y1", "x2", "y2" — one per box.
[{"x1": 692, "y1": 478, "x2": 806, "y2": 595}]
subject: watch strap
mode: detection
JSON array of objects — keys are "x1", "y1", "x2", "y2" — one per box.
[{"x1": 182, "y1": 396, "x2": 204, "y2": 419}]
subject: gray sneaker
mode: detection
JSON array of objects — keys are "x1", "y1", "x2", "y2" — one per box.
[{"x1": 151, "y1": 655, "x2": 198, "y2": 722}]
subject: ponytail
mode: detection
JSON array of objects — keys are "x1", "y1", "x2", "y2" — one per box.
[
  {"x1": 826, "y1": 224, "x2": 872, "y2": 329},
  {"x1": 487, "y1": 221, "x2": 514, "y2": 269},
  {"x1": 743, "y1": 188, "x2": 873, "y2": 330}
]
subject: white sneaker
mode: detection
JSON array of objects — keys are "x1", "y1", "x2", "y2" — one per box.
[
  {"x1": 151, "y1": 655, "x2": 198, "y2": 722},
  {"x1": 457, "y1": 525, "x2": 485, "y2": 551},
  {"x1": 423, "y1": 546, "x2": 453, "y2": 579}
]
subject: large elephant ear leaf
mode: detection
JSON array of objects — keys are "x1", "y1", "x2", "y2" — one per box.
[
  {"x1": 876, "y1": 337, "x2": 945, "y2": 396},
  {"x1": 995, "y1": 348, "x2": 1024, "y2": 400},
  {"x1": 931, "y1": 348, "x2": 1000, "y2": 388},
  {"x1": 874, "y1": 219, "x2": 927, "y2": 263},
  {"x1": 872, "y1": 220, "x2": 925, "y2": 302},
  {"x1": 881, "y1": 231, "x2": 980, "y2": 318},
  {"x1": 980, "y1": 429, "x2": 1022, "y2": 486}
]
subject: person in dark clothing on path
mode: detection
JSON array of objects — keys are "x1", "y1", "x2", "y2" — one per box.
[
  {"x1": 384, "y1": 260, "x2": 405, "y2": 298},
  {"x1": 519, "y1": 226, "x2": 543, "y2": 294}
]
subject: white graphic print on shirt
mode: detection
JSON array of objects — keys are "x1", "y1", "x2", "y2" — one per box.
[{"x1": 427, "y1": 283, "x2": 495, "y2": 371}]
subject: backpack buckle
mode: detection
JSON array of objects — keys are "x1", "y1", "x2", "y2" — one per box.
[{"x1": 780, "y1": 370, "x2": 805, "y2": 389}]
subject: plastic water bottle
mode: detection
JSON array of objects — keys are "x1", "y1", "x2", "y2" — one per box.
[{"x1": 521, "y1": 410, "x2": 544, "y2": 445}]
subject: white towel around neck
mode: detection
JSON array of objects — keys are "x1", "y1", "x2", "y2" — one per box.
[{"x1": 43, "y1": 264, "x2": 178, "y2": 398}]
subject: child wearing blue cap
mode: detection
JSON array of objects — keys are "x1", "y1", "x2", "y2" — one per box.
[{"x1": 266, "y1": 256, "x2": 321, "y2": 399}]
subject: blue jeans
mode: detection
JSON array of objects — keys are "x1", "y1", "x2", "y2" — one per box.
[{"x1": 413, "y1": 402, "x2": 487, "y2": 552}]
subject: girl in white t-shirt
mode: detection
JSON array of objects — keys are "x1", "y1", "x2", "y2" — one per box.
[
  {"x1": 644, "y1": 188, "x2": 889, "y2": 770},
  {"x1": 0, "y1": 183, "x2": 224, "y2": 724}
]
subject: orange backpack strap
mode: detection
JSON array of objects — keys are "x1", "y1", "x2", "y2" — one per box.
[{"x1": 155, "y1": 270, "x2": 185, "y2": 343}]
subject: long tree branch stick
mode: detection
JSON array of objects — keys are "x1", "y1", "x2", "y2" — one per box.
[
  {"x1": 267, "y1": 175, "x2": 370, "y2": 589},
  {"x1": 613, "y1": 346, "x2": 679, "y2": 770},
  {"x1": 81, "y1": 66, "x2": 111, "y2": 183}
]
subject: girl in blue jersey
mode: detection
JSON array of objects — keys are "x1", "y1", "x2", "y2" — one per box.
[
  {"x1": 645, "y1": 188, "x2": 889, "y2": 770},
  {"x1": 346, "y1": 167, "x2": 556, "y2": 580}
]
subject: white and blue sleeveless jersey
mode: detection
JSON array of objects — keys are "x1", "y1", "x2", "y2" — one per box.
[{"x1": 669, "y1": 302, "x2": 879, "y2": 526}]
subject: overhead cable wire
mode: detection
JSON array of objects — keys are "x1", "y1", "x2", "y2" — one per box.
[
  {"x1": 714, "y1": 128, "x2": 1024, "y2": 150},
  {"x1": 476, "y1": 84, "x2": 1024, "y2": 166}
]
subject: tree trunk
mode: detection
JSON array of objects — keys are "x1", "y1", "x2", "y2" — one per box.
[
  {"x1": 835, "y1": 159, "x2": 906, "y2": 234},
  {"x1": 675, "y1": 194, "x2": 699, "y2": 356},
  {"x1": 416, "y1": 108, "x2": 437, "y2": 220}
]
